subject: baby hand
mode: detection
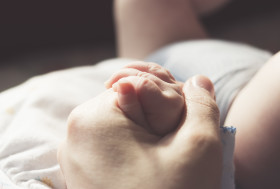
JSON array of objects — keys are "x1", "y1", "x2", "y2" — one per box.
[{"x1": 105, "y1": 61, "x2": 184, "y2": 136}]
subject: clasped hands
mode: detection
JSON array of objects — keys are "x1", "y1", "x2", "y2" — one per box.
[{"x1": 58, "y1": 62, "x2": 222, "y2": 189}]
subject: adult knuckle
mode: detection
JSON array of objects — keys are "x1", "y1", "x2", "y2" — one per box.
[
  {"x1": 67, "y1": 106, "x2": 84, "y2": 134},
  {"x1": 189, "y1": 132, "x2": 222, "y2": 154},
  {"x1": 67, "y1": 104, "x2": 105, "y2": 142},
  {"x1": 67, "y1": 102, "x2": 99, "y2": 132}
]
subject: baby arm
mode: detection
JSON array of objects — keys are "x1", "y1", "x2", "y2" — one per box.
[{"x1": 225, "y1": 52, "x2": 280, "y2": 189}]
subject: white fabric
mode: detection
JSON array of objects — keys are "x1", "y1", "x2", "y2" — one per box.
[{"x1": 0, "y1": 59, "x2": 131, "y2": 189}]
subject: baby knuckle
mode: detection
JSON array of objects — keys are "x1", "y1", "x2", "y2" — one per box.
[
  {"x1": 171, "y1": 83, "x2": 184, "y2": 95},
  {"x1": 148, "y1": 63, "x2": 175, "y2": 81},
  {"x1": 136, "y1": 71, "x2": 148, "y2": 78},
  {"x1": 147, "y1": 62, "x2": 162, "y2": 72},
  {"x1": 136, "y1": 72, "x2": 158, "y2": 84},
  {"x1": 135, "y1": 75, "x2": 149, "y2": 86},
  {"x1": 166, "y1": 92, "x2": 184, "y2": 108},
  {"x1": 147, "y1": 62, "x2": 164, "y2": 73}
]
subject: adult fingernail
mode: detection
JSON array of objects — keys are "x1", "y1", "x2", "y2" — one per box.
[{"x1": 192, "y1": 75, "x2": 215, "y2": 99}]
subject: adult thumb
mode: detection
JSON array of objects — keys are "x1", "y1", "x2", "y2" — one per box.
[
  {"x1": 164, "y1": 75, "x2": 222, "y2": 189},
  {"x1": 182, "y1": 75, "x2": 220, "y2": 133},
  {"x1": 170, "y1": 75, "x2": 221, "y2": 152}
]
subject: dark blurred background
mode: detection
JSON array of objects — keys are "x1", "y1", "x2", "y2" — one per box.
[{"x1": 0, "y1": 0, "x2": 279, "y2": 91}]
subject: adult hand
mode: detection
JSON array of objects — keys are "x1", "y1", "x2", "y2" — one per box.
[{"x1": 57, "y1": 75, "x2": 222, "y2": 189}]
